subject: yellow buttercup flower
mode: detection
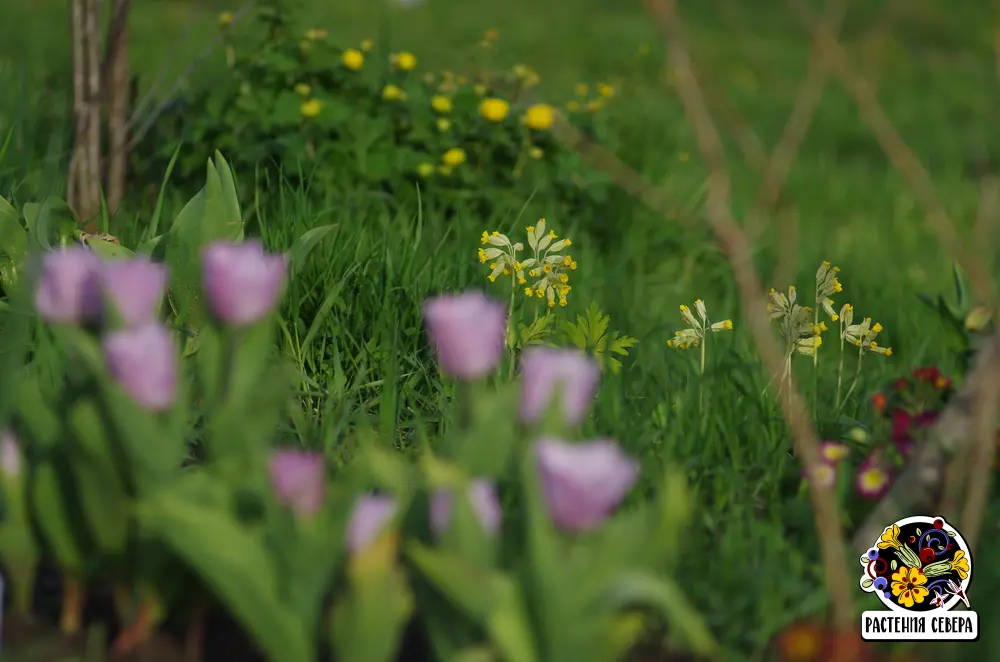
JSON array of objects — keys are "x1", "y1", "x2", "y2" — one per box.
[
  {"x1": 528, "y1": 146, "x2": 544, "y2": 159},
  {"x1": 382, "y1": 85, "x2": 407, "y2": 101},
  {"x1": 442, "y1": 148, "x2": 466, "y2": 167},
  {"x1": 479, "y1": 97, "x2": 509, "y2": 122},
  {"x1": 360, "y1": 39, "x2": 373, "y2": 52},
  {"x1": 436, "y1": 118, "x2": 451, "y2": 132},
  {"x1": 523, "y1": 104, "x2": 555, "y2": 130},
  {"x1": 891, "y1": 566, "x2": 929, "y2": 609},
  {"x1": 300, "y1": 99, "x2": 322, "y2": 118},
  {"x1": 416, "y1": 162, "x2": 435, "y2": 178},
  {"x1": 597, "y1": 82, "x2": 615, "y2": 98},
  {"x1": 218, "y1": 12, "x2": 234, "y2": 27},
  {"x1": 342, "y1": 49, "x2": 365, "y2": 71},
  {"x1": 393, "y1": 52, "x2": 417, "y2": 71},
  {"x1": 293, "y1": 83, "x2": 311, "y2": 96},
  {"x1": 431, "y1": 95, "x2": 452, "y2": 113}
]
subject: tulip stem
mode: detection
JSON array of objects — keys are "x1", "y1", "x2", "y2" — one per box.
[{"x1": 59, "y1": 577, "x2": 84, "y2": 634}]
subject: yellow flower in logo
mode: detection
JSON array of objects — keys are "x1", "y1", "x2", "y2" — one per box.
[
  {"x1": 949, "y1": 550, "x2": 970, "y2": 580},
  {"x1": 877, "y1": 524, "x2": 902, "y2": 550},
  {"x1": 891, "y1": 566, "x2": 929, "y2": 608}
]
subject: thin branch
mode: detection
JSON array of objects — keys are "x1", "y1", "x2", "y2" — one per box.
[
  {"x1": 127, "y1": 0, "x2": 259, "y2": 151},
  {"x1": 644, "y1": 0, "x2": 855, "y2": 631},
  {"x1": 787, "y1": 0, "x2": 993, "y2": 305},
  {"x1": 743, "y1": 0, "x2": 847, "y2": 243}
]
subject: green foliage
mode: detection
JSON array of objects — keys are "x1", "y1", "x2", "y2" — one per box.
[{"x1": 560, "y1": 302, "x2": 638, "y2": 375}]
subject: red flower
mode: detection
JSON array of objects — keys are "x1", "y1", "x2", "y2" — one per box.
[
  {"x1": 891, "y1": 409, "x2": 912, "y2": 441},
  {"x1": 892, "y1": 378, "x2": 910, "y2": 392},
  {"x1": 872, "y1": 393, "x2": 887, "y2": 413},
  {"x1": 774, "y1": 620, "x2": 826, "y2": 662},
  {"x1": 913, "y1": 411, "x2": 939, "y2": 428},
  {"x1": 913, "y1": 366, "x2": 941, "y2": 383}
]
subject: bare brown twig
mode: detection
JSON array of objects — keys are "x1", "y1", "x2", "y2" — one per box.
[
  {"x1": 787, "y1": 0, "x2": 992, "y2": 305},
  {"x1": 644, "y1": 0, "x2": 855, "y2": 631}
]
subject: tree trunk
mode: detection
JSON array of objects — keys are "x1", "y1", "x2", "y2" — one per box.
[{"x1": 105, "y1": 0, "x2": 132, "y2": 214}]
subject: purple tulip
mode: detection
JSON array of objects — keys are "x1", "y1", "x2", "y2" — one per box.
[
  {"x1": 98, "y1": 257, "x2": 168, "y2": 328},
  {"x1": 269, "y1": 449, "x2": 325, "y2": 517},
  {"x1": 34, "y1": 248, "x2": 102, "y2": 324},
  {"x1": 201, "y1": 241, "x2": 287, "y2": 326},
  {"x1": 535, "y1": 437, "x2": 640, "y2": 533},
  {"x1": 346, "y1": 495, "x2": 397, "y2": 553},
  {"x1": 102, "y1": 323, "x2": 178, "y2": 411},
  {"x1": 519, "y1": 347, "x2": 599, "y2": 425},
  {"x1": 429, "y1": 478, "x2": 502, "y2": 537},
  {"x1": 422, "y1": 291, "x2": 506, "y2": 380},
  {"x1": 1, "y1": 431, "x2": 20, "y2": 478}
]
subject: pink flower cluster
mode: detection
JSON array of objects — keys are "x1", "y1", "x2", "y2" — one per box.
[{"x1": 33, "y1": 241, "x2": 286, "y2": 412}]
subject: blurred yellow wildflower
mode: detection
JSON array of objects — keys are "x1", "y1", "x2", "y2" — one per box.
[
  {"x1": 293, "y1": 83, "x2": 311, "y2": 96},
  {"x1": 436, "y1": 118, "x2": 451, "y2": 132},
  {"x1": 442, "y1": 148, "x2": 466, "y2": 167},
  {"x1": 667, "y1": 299, "x2": 733, "y2": 350},
  {"x1": 566, "y1": 100, "x2": 580, "y2": 112},
  {"x1": 305, "y1": 29, "x2": 328, "y2": 40},
  {"x1": 382, "y1": 85, "x2": 407, "y2": 101},
  {"x1": 431, "y1": 95, "x2": 453, "y2": 113},
  {"x1": 484, "y1": 29, "x2": 499, "y2": 41},
  {"x1": 416, "y1": 162, "x2": 435, "y2": 179},
  {"x1": 473, "y1": 84, "x2": 487, "y2": 96},
  {"x1": 342, "y1": 49, "x2": 365, "y2": 71},
  {"x1": 597, "y1": 82, "x2": 615, "y2": 98},
  {"x1": 528, "y1": 146, "x2": 544, "y2": 159},
  {"x1": 575, "y1": 83, "x2": 589, "y2": 96},
  {"x1": 393, "y1": 52, "x2": 417, "y2": 71},
  {"x1": 300, "y1": 99, "x2": 322, "y2": 118},
  {"x1": 479, "y1": 97, "x2": 510, "y2": 122},
  {"x1": 360, "y1": 39, "x2": 373, "y2": 51},
  {"x1": 218, "y1": 12, "x2": 234, "y2": 27},
  {"x1": 523, "y1": 104, "x2": 555, "y2": 130}
]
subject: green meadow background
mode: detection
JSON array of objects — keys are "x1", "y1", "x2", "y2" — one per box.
[{"x1": 2, "y1": 0, "x2": 1000, "y2": 659}]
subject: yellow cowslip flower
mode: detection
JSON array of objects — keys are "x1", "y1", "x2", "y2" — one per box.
[
  {"x1": 431, "y1": 95, "x2": 452, "y2": 113},
  {"x1": 300, "y1": 99, "x2": 322, "y2": 118},
  {"x1": 293, "y1": 83, "x2": 311, "y2": 96},
  {"x1": 442, "y1": 148, "x2": 466, "y2": 167},
  {"x1": 218, "y1": 12, "x2": 234, "y2": 27},
  {"x1": 575, "y1": 83, "x2": 589, "y2": 96},
  {"x1": 382, "y1": 85, "x2": 407, "y2": 101},
  {"x1": 393, "y1": 52, "x2": 417, "y2": 71},
  {"x1": 528, "y1": 146, "x2": 544, "y2": 159},
  {"x1": 436, "y1": 118, "x2": 451, "y2": 132},
  {"x1": 479, "y1": 97, "x2": 510, "y2": 122},
  {"x1": 342, "y1": 49, "x2": 365, "y2": 71},
  {"x1": 597, "y1": 82, "x2": 615, "y2": 98},
  {"x1": 416, "y1": 162, "x2": 435, "y2": 178},
  {"x1": 360, "y1": 39, "x2": 373, "y2": 51},
  {"x1": 523, "y1": 104, "x2": 555, "y2": 130}
]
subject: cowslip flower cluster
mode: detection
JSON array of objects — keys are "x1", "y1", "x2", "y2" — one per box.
[
  {"x1": 478, "y1": 218, "x2": 576, "y2": 308},
  {"x1": 32, "y1": 240, "x2": 286, "y2": 412},
  {"x1": 667, "y1": 299, "x2": 733, "y2": 350}
]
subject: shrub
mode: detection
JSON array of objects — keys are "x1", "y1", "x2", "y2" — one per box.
[{"x1": 132, "y1": 3, "x2": 617, "y2": 225}]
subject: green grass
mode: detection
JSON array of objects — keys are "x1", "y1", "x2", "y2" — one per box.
[{"x1": 3, "y1": 0, "x2": 1000, "y2": 659}]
